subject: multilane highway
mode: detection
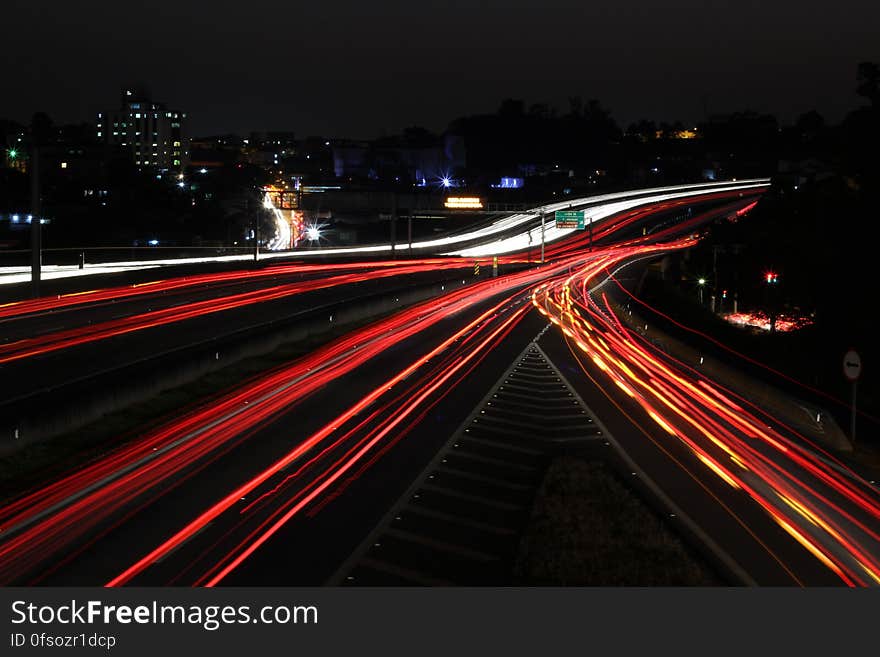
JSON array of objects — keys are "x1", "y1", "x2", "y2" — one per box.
[{"x1": 5, "y1": 181, "x2": 864, "y2": 587}]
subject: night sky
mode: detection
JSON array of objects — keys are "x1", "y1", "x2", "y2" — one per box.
[{"x1": 5, "y1": 0, "x2": 879, "y2": 137}]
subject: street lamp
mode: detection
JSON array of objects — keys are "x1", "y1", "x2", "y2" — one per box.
[
  {"x1": 764, "y1": 271, "x2": 780, "y2": 332},
  {"x1": 697, "y1": 277, "x2": 706, "y2": 304}
]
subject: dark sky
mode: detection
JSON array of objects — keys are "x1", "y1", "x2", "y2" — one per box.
[{"x1": 4, "y1": 0, "x2": 879, "y2": 138}]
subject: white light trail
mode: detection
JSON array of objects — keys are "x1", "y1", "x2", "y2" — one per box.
[
  {"x1": 0, "y1": 180, "x2": 768, "y2": 286},
  {"x1": 263, "y1": 193, "x2": 292, "y2": 251}
]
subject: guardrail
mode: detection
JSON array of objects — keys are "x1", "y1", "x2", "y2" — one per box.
[{"x1": 0, "y1": 246, "x2": 255, "y2": 268}]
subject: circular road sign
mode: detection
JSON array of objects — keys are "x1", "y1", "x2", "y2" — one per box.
[{"x1": 843, "y1": 350, "x2": 862, "y2": 382}]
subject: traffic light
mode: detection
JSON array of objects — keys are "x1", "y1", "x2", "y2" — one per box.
[{"x1": 765, "y1": 272, "x2": 778, "y2": 285}]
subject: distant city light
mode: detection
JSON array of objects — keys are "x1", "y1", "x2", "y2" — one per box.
[
  {"x1": 8, "y1": 148, "x2": 18, "y2": 159},
  {"x1": 441, "y1": 177, "x2": 452, "y2": 188},
  {"x1": 306, "y1": 225, "x2": 321, "y2": 241},
  {"x1": 177, "y1": 181, "x2": 186, "y2": 188},
  {"x1": 199, "y1": 168, "x2": 207, "y2": 174},
  {"x1": 725, "y1": 311, "x2": 811, "y2": 333},
  {"x1": 698, "y1": 278, "x2": 706, "y2": 285},
  {"x1": 148, "y1": 239, "x2": 159, "y2": 246}
]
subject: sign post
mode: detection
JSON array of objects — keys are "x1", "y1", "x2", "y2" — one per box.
[{"x1": 843, "y1": 349, "x2": 862, "y2": 445}]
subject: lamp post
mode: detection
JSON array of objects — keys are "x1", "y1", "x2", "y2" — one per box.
[
  {"x1": 764, "y1": 270, "x2": 779, "y2": 332},
  {"x1": 697, "y1": 277, "x2": 706, "y2": 305},
  {"x1": 30, "y1": 145, "x2": 41, "y2": 297}
]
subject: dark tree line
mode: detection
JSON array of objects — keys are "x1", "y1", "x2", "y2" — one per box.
[{"x1": 682, "y1": 62, "x2": 880, "y2": 405}]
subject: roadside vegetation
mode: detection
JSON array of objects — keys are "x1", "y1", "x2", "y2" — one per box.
[{"x1": 514, "y1": 457, "x2": 723, "y2": 586}]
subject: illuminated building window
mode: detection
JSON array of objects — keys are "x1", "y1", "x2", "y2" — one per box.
[{"x1": 60, "y1": 162, "x2": 68, "y2": 169}]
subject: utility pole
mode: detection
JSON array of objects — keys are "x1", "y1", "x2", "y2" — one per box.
[
  {"x1": 539, "y1": 210, "x2": 545, "y2": 264},
  {"x1": 30, "y1": 145, "x2": 41, "y2": 297},
  {"x1": 251, "y1": 196, "x2": 260, "y2": 262},
  {"x1": 390, "y1": 192, "x2": 397, "y2": 255},
  {"x1": 407, "y1": 194, "x2": 413, "y2": 253}
]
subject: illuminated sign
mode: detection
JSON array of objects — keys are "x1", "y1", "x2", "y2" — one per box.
[
  {"x1": 555, "y1": 210, "x2": 586, "y2": 229},
  {"x1": 445, "y1": 196, "x2": 484, "y2": 209}
]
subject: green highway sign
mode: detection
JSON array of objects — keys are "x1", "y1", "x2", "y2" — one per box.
[{"x1": 555, "y1": 210, "x2": 586, "y2": 229}]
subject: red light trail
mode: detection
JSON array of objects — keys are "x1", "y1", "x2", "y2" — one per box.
[
  {"x1": 0, "y1": 258, "x2": 465, "y2": 322},
  {"x1": 5, "y1": 186, "x2": 856, "y2": 587},
  {"x1": 532, "y1": 243, "x2": 880, "y2": 586},
  {"x1": 0, "y1": 257, "x2": 562, "y2": 585},
  {"x1": 0, "y1": 261, "x2": 474, "y2": 365}
]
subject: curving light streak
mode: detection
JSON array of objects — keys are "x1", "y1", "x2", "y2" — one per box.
[
  {"x1": 0, "y1": 259, "x2": 466, "y2": 322},
  {"x1": 0, "y1": 262, "x2": 477, "y2": 365},
  {"x1": 0, "y1": 180, "x2": 767, "y2": 286},
  {"x1": 444, "y1": 182, "x2": 768, "y2": 257},
  {"x1": 0, "y1": 254, "x2": 576, "y2": 585},
  {"x1": 263, "y1": 193, "x2": 292, "y2": 251},
  {"x1": 0, "y1": 187, "x2": 807, "y2": 587},
  {"x1": 534, "y1": 244, "x2": 880, "y2": 586}
]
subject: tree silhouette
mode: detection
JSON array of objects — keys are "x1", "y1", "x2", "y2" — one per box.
[{"x1": 856, "y1": 61, "x2": 879, "y2": 106}]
